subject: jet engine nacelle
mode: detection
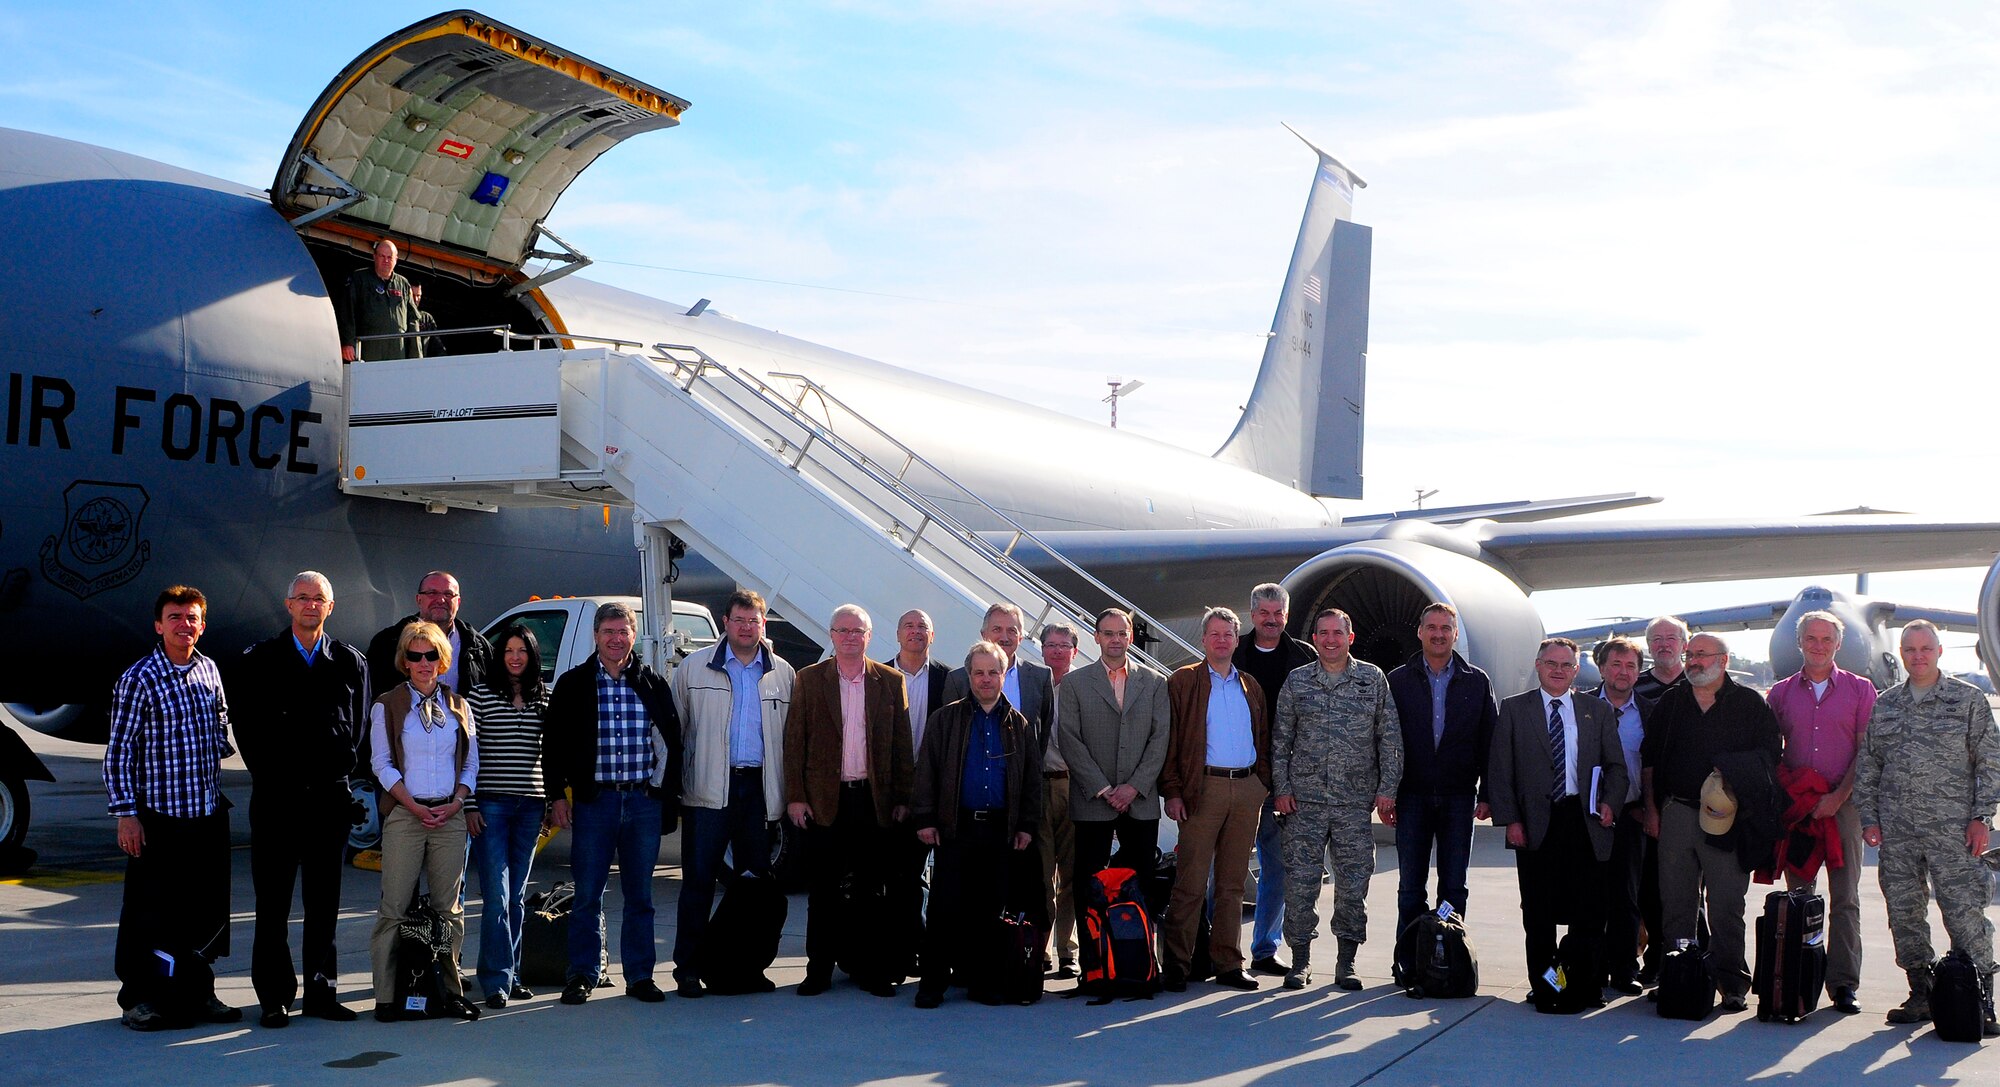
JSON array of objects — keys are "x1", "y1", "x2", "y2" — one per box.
[
  {"x1": 1279, "y1": 532, "x2": 1545, "y2": 696},
  {"x1": 1977, "y1": 555, "x2": 2000, "y2": 691}
]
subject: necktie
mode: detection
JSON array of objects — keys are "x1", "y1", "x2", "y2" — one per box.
[{"x1": 1546, "y1": 699, "x2": 1567, "y2": 802}]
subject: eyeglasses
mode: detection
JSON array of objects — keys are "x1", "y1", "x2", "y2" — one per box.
[
  {"x1": 287, "y1": 595, "x2": 329, "y2": 605},
  {"x1": 405, "y1": 649, "x2": 441, "y2": 662},
  {"x1": 1537, "y1": 660, "x2": 1579, "y2": 670},
  {"x1": 831, "y1": 627, "x2": 869, "y2": 637}
]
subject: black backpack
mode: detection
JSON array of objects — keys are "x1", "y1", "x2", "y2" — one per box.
[
  {"x1": 695, "y1": 870, "x2": 788, "y2": 995},
  {"x1": 1931, "y1": 950, "x2": 1987, "y2": 1044},
  {"x1": 1529, "y1": 931, "x2": 1592, "y2": 1014},
  {"x1": 1393, "y1": 905, "x2": 1479, "y2": 998}
]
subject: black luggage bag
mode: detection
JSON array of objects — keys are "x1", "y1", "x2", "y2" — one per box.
[
  {"x1": 1932, "y1": 949, "x2": 1989, "y2": 1044},
  {"x1": 695, "y1": 870, "x2": 788, "y2": 995},
  {"x1": 1656, "y1": 942, "x2": 1715, "y2": 1020},
  {"x1": 1393, "y1": 904, "x2": 1480, "y2": 998},
  {"x1": 1752, "y1": 888, "x2": 1826, "y2": 1022},
  {"x1": 518, "y1": 881, "x2": 609, "y2": 988}
]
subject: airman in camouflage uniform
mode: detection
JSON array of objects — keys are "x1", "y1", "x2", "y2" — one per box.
[
  {"x1": 1270, "y1": 608, "x2": 1401, "y2": 991},
  {"x1": 1855, "y1": 620, "x2": 2000, "y2": 1032}
]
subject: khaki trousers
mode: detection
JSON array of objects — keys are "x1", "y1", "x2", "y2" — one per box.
[
  {"x1": 1164, "y1": 774, "x2": 1267, "y2": 974},
  {"x1": 369, "y1": 805, "x2": 468, "y2": 1004}
]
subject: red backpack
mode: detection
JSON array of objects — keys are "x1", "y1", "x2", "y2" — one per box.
[{"x1": 1078, "y1": 867, "x2": 1159, "y2": 1002}]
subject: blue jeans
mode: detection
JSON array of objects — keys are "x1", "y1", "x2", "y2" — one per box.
[
  {"x1": 672, "y1": 768, "x2": 771, "y2": 978},
  {"x1": 1394, "y1": 793, "x2": 1475, "y2": 935},
  {"x1": 567, "y1": 788, "x2": 662, "y2": 984},
  {"x1": 473, "y1": 794, "x2": 545, "y2": 996},
  {"x1": 1250, "y1": 797, "x2": 1286, "y2": 960}
]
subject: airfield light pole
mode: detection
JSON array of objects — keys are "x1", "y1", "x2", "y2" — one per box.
[{"x1": 1104, "y1": 379, "x2": 1146, "y2": 428}]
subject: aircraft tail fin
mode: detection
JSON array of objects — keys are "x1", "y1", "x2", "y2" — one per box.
[{"x1": 1213, "y1": 126, "x2": 1372, "y2": 499}]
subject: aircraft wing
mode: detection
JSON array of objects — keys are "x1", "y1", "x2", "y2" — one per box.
[
  {"x1": 1342, "y1": 492, "x2": 1663, "y2": 526},
  {"x1": 1549, "y1": 601, "x2": 1792, "y2": 641},
  {"x1": 1012, "y1": 515, "x2": 2000, "y2": 596}
]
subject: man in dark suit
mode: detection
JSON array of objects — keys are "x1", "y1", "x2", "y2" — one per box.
[
  {"x1": 1591, "y1": 635, "x2": 1652, "y2": 994},
  {"x1": 942, "y1": 603, "x2": 1053, "y2": 751},
  {"x1": 1487, "y1": 637, "x2": 1627, "y2": 1006},
  {"x1": 1386, "y1": 602, "x2": 1497, "y2": 937},
  {"x1": 784, "y1": 605, "x2": 915, "y2": 997},
  {"x1": 1057, "y1": 608, "x2": 1172, "y2": 915},
  {"x1": 886, "y1": 609, "x2": 949, "y2": 977}
]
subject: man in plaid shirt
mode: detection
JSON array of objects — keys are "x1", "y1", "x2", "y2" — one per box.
[{"x1": 106, "y1": 585, "x2": 241, "y2": 1031}]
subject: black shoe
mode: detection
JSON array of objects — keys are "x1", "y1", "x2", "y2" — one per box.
[
  {"x1": 373, "y1": 1004, "x2": 398, "y2": 1023},
  {"x1": 676, "y1": 976, "x2": 705, "y2": 999},
  {"x1": 509, "y1": 983, "x2": 534, "y2": 1000},
  {"x1": 441, "y1": 995, "x2": 482, "y2": 1020},
  {"x1": 200, "y1": 997, "x2": 242, "y2": 1024},
  {"x1": 560, "y1": 979, "x2": 592, "y2": 1005},
  {"x1": 914, "y1": 989, "x2": 943, "y2": 1009},
  {"x1": 1054, "y1": 960, "x2": 1078, "y2": 980},
  {"x1": 1214, "y1": 969, "x2": 1259, "y2": 991},
  {"x1": 122, "y1": 1003, "x2": 169, "y2": 1032},
  {"x1": 626, "y1": 980, "x2": 667, "y2": 1003},
  {"x1": 1984, "y1": 1016, "x2": 1999, "y2": 1038},
  {"x1": 797, "y1": 975, "x2": 832, "y2": 997},
  {"x1": 1636, "y1": 964, "x2": 1660, "y2": 988},
  {"x1": 1251, "y1": 956, "x2": 1290, "y2": 976},
  {"x1": 485, "y1": 991, "x2": 508, "y2": 1010},
  {"x1": 1719, "y1": 994, "x2": 1749, "y2": 1013},
  {"x1": 302, "y1": 998, "x2": 357, "y2": 1022},
  {"x1": 863, "y1": 979, "x2": 898, "y2": 998},
  {"x1": 1162, "y1": 965, "x2": 1187, "y2": 993},
  {"x1": 1830, "y1": 986, "x2": 1860, "y2": 1014},
  {"x1": 1608, "y1": 976, "x2": 1643, "y2": 996},
  {"x1": 259, "y1": 1006, "x2": 289, "y2": 1029}
]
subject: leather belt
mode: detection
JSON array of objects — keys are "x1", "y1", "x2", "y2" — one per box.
[
  {"x1": 1044, "y1": 770, "x2": 1069, "y2": 780},
  {"x1": 962, "y1": 808, "x2": 1003, "y2": 822},
  {"x1": 599, "y1": 781, "x2": 648, "y2": 793},
  {"x1": 1205, "y1": 766, "x2": 1253, "y2": 778}
]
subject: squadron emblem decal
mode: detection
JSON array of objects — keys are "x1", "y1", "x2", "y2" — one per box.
[{"x1": 40, "y1": 480, "x2": 152, "y2": 599}]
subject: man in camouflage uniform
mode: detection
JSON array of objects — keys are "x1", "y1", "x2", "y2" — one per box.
[
  {"x1": 1270, "y1": 608, "x2": 1401, "y2": 992},
  {"x1": 1855, "y1": 620, "x2": 2000, "y2": 1033},
  {"x1": 338, "y1": 239, "x2": 422, "y2": 362}
]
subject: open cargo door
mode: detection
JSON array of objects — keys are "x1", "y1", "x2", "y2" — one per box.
[{"x1": 272, "y1": 9, "x2": 686, "y2": 285}]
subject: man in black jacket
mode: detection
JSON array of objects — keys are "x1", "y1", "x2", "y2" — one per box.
[
  {"x1": 365, "y1": 571, "x2": 493, "y2": 700},
  {"x1": 1230, "y1": 583, "x2": 1316, "y2": 976},
  {"x1": 544, "y1": 602, "x2": 682, "y2": 1006},
  {"x1": 1385, "y1": 603, "x2": 1497, "y2": 936},
  {"x1": 223, "y1": 571, "x2": 369, "y2": 1027}
]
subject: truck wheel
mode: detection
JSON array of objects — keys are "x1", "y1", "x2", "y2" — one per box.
[
  {"x1": 347, "y1": 779, "x2": 381, "y2": 854},
  {"x1": 0, "y1": 774, "x2": 28, "y2": 852}
]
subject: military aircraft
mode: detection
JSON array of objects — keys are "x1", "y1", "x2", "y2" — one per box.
[{"x1": 5, "y1": 10, "x2": 2000, "y2": 864}]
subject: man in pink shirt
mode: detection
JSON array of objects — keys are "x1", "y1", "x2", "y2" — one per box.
[
  {"x1": 1765, "y1": 609, "x2": 1876, "y2": 1015},
  {"x1": 783, "y1": 605, "x2": 915, "y2": 997}
]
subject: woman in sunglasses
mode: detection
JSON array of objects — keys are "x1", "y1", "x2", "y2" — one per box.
[{"x1": 367, "y1": 620, "x2": 482, "y2": 1021}]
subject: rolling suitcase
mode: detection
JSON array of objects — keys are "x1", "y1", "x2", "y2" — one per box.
[{"x1": 1752, "y1": 888, "x2": 1826, "y2": 1022}]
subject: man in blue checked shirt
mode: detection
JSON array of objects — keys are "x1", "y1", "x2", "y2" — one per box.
[{"x1": 106, "y1": 585, "x2": 241, "y2": 1031}]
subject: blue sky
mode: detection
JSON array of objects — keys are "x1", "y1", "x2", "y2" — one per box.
[{"x1": 6, "y1": 1, "x2": 1998, "y2": 665}]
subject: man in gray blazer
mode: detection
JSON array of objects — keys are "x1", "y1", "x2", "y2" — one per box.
[
  {"x1": 1058, "y1": 608, "x2": 1172, "y2": 912},
  {"x1": 943, "y1": 603, "x2": 1054, "y2": 752},
  {"x1": 1488, "y1": 637, "x2": 1627, "y2": 1006}
]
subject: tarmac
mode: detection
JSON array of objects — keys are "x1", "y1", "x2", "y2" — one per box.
[{"x1": 4, "y1": 728, "x2": 1997, "y2": 1087}]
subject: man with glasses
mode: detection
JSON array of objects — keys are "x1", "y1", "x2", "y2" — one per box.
[
  {"x1": 671, "y1": 589, "x2": 796, "y2": 997},
  {"x1": 1640, "y1": 633, "x2": 1781, "y2": 1012},
  {"x1": 1635, "y1": 616, "x2": 1690, "y2": 704},
  {"x1": 784, "y1": 605, "x2": 915, "y2": 996},
  {"x1": 1036, "y1": 621, "x2": 1083, "y2": 978},
  {"x1": 224, "y1": 572, "x2": 369, "y2": 1027},
  {"x1": 366, "y1": 571, "x2": 493, "y2": 700}
]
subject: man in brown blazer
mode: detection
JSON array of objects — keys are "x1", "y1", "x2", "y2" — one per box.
[
  {"x1": 783, "y1": 604, "x2": 915, "y2": 997},
  {"x1": 1487, "y1": 637, "x2": 1627, "y2": 1007},
  {"x1": 1161, "y1": 607, "x2": 1271, "y2": 992},
  {"x1": 1057, "y1": 608, "x2": 1172, "y2": 919}
]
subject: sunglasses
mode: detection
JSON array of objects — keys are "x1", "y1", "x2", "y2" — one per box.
[{"x1": 405, "y1": 649, "x2": 441, "y2": 662}]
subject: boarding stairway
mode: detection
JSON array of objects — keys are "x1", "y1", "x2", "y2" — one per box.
[{"x1": 342, "y1": 335, "x2": 1197, "y2": 671}]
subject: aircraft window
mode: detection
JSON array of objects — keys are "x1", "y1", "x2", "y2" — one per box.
[{"x1": 485, "y1": 609, "x2": 569, "y2": 686}]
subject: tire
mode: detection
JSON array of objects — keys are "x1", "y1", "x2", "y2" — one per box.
[
  {"x1": 0, "y1": 774, "x2": 28, "y2": 852},
  {"x1": 347, "y1": 779, "x2": 381, "y2": 853}
]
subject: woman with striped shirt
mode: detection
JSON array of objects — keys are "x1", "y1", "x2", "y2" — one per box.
[{"x1": 466, "y1": 624, "x2": 550, "y2": 1008}]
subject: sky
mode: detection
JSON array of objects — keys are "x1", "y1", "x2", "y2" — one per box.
[{"x1": 4, "y1": 1, "x2": 1998, "y2": 667}]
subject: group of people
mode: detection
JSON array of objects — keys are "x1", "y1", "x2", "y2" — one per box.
[{"x1": 103, "y1": 572, "x2": 1998, "y2": 1034}]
